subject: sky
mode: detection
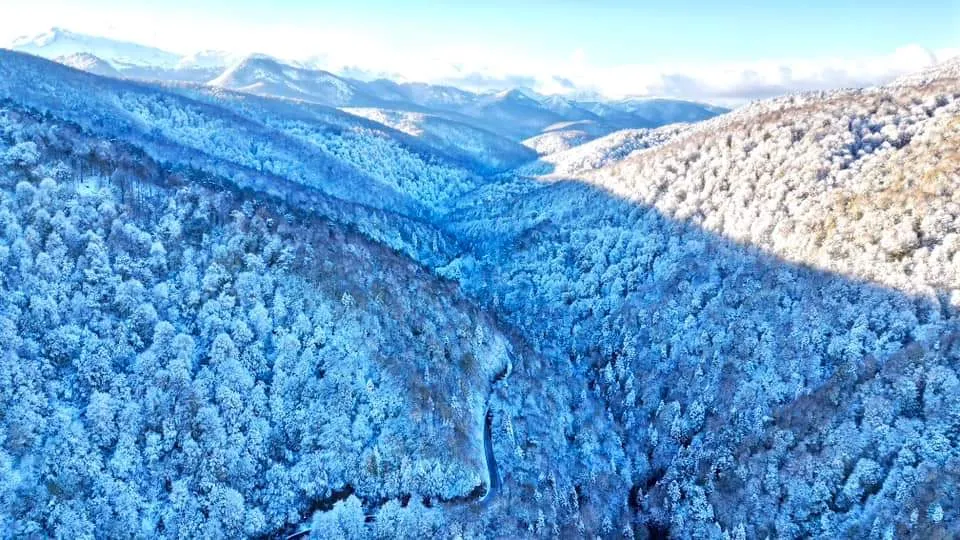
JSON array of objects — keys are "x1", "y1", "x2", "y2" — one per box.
[{"x1": 1, "y1": 0, "x2": 958, "y2": 103}]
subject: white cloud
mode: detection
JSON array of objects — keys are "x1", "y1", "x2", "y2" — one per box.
[
  {"x1": 576, "y1": 45, "x2": 953, "y2": 104},
  {"x1": 307, "y1": 43, "x2": 957, "y2": 105},
  {"x1": 412, "y1": 45, "x2": 955, "y2": 105},
  {"x1": 1, "y1": 2, "x2": 955, "y2": 105}
]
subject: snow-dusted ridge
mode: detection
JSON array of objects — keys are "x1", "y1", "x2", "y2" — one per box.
[
  {"x1": 11, "y1": 27, "x2": 182, "y2": 69},
  {"x1": 0, "y1": 50, "x2": 491, "y2": 218},
  {"x1": 893, "y1": 54, "x2": 960, "y2": 86},
  {"x1": 341, "y1": 106, "x2": 536, "y2": 172},
  {"x1": 444, "y1": 60, "x2": 960, "y2": 538},
  {"x1": 54, "y1": 52, "x2": 123, "y2": 78},
  {"x1": 207, "y1": 53, "x2": 361, "y2": 106},
  {"x1": 9, "y1": 27, "x2": 731, "y2": 143},
  {"x1": 5, "y1": 26, "x2": 959, "y2": 540},
  {"x1": 515, "y1": 123, "x2": 689, "y2": 177}
]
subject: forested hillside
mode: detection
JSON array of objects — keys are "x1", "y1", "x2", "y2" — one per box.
[
  {"x1": 445, "y1": 64, "x2": 960, "y2": 538},
  {"x1": 0, "y1": 104, "x2": 515, "y2": 538},
  {"x1": 0, "y1": 44, "x2": 958, "y2": 539},
  {"x1": 0, "y1": 50, "x2": 489, "y2": 218}
]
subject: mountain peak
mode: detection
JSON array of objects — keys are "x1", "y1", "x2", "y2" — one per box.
[
  {"x1": 242, "y1": 52, "x2": 279, "y2": 63},
  {"x1": 10, "y1": 27, "x2": 182, "y2": 69},
  {"x1": 494, "y1": 88, "x2": 540, "y2": 103},
  {"x1": 13, "y1": 27, "x2": 82, "y2": 48},
  {"x1": 176, "y1": 49, "x2": 242, "y2": 70},
  {"x1": 54, "y1": 51, "x2": 123, "y2": 78},
  {"x1": 209, "y1": 54, "x2": 357, "y2": 106}
]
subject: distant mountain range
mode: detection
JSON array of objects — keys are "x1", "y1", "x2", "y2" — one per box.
[
  {"x1": 1, "y1": 25, "x2": 959, "y2": 540},
  {"x1": 7, "y1": 27, "x2": 729, "y2": 143},
  {"x1": 208, "y1": 54, "x2": 361, "y2": 106},
  {"x1": 11, "y1": 27, "x2": 182, "y2": 68}
]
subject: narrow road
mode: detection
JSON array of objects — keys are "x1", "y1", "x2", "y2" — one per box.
[
  {"x1": 478, "y1": 408, "x2": 500, "y2": 505},
  {"x1": 478, "y1": 355, "x2": 511, "y2": 505},
  {"x1": 283, "y1": 353, "x2": 513, "y2": 538}
]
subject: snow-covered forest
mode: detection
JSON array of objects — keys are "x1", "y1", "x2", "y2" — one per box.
[
  {"x1": 0, "y1": 104, "x2": 515, "y2": 538},
  {"x1": 0, "y1": 30, "x2": 958, "y2": 540}
]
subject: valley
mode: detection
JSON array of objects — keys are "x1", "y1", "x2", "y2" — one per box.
[{"x1": 0, "y1": 24, "x2": 958, "y2": 540}]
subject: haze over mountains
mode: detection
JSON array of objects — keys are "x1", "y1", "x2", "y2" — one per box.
[
  {"x1": 1, "y1": 22, "x2": 959, "y2": 540},
  {"x1": 7, "y1": 27, "x2": 730, "y2": 143}
]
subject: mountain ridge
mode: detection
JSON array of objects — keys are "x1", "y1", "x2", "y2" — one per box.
[
  {"x1": 8, "y1": 27, "x2": 731, "y2": 141},
  {"x1": 3, "y1": 24, "x2": 958, "y2": 540}
]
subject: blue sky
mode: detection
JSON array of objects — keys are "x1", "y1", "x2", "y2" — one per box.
[
  {"x1": 1, "y1": 0, "x2": 958, "y2": 102},
  {"x1": 13, "y1": 0, "x2": 951, "y2": 62},
  {"x1": 215, "y1": 0, "x2": 956, "y2": 64}
]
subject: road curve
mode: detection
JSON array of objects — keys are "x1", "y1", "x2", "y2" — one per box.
[
  {"x1": 478, "y1": 408, "x2": 500, "y2": 505},
  {"x1": 477, "y1": 354, "x2": 512, "y2": 505},
  {"x1": 283, "y1": 354, "x2": 514, "y2": 538}
]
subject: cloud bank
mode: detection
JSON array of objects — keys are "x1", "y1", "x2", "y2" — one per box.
[
  {"x1": 3, "y1": 7, "x2": 956, "y2": 106},
  {"x1": 388, "y1": 45, "x2": 957, "y2": 105}
]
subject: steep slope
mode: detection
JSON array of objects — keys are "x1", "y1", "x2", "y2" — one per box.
[
  {"x1": 515, "y1": 124, "x2": 688, "y2": 177},
  {"x1": 586, "y1": 80, "x2": 960, "y2": 295},
  {"x1": 0, "y1": 104, "x2": 514, "y2": 538},
  {"x1": 3, "y1": 32, "x2": 960, "y2": 540},
  {"x1": 167, "y1": 83, "x2": 487, "y2": 211},
  {"x1": 0, "y1": 50, "x2": 484, "y2": 217},
  {"x1": 443, "y1": 68, "x2": 960, "y2": 537},
  {"x1": 341, "y1": 107, "x2": 537, "y2": 172}
]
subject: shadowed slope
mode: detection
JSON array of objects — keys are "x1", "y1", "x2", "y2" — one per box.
[{"x1": 439, "y1": 72, "x2": 960, "y2": 537}]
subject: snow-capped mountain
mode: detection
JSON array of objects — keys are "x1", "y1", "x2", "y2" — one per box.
[
  {"x1": 1, "y1": 28, "x2": 959, "y2": 540},
  {"x1": 54, "y1": 52, "x2": 123, "y2": 78},
  {"x1": 176, "y1": 49, "x2": 243, "y2": 70},
  {"x1": 614, "y1": 97, "x2": 729, "y2": 122},
  {"x1": 8, "y1": 28, "x2": 232, "y2": 83},
  {"x1": 0, "y1": 50, "x2": 492, "y2": 218},
  {"x1": 6, "y1": 28, "x2": 730, "y2": 144},
  {"x1": 10, "y1": 27, "x2": 182, "y2": 69},
  {"x1": 0, "y1": 65, "x2": 511, "y2": 539},
  {"x1": 538, "y1": 94, "x2": 597, "y2": 119},
  {"x1": 518, "y1": 98, "x2": 728, "y2": 156},
  {"x1": 504, "y1": 88, "x2": 600, "y2": 122},
  {"x1": 447, "y1": 65, "x2": 960, "y2": 538},
  {"x1": 511, "y1": 94, "x2": 727, "y2": 149},
  {"x1": 456, "y1": 88, "x2": 570, "y2": 139},
  {"x1": 209, "y1": 54, "x2": 365, "y2": 106},
  {"x1": 357, "y1": 79, "x2": 478, "y2": 110},
  {"x1": 522, "y1": 127, "x2": 592, "y2": 156}
]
